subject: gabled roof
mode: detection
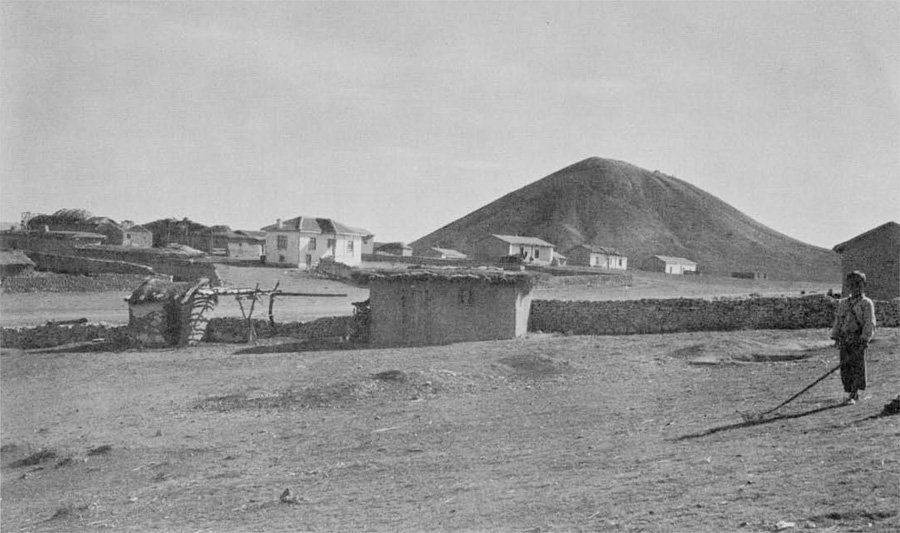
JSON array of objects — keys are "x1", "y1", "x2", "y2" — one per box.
[
  {"x1": 431, "y1": 247, "x2": 467, "y2": 259},
  {"x1": 375, "y1": 242, "x2": 412, "y2": 252},
  {"x1": 833, "y1": 221, "x2": 899, "y2": 253},
  {"x1": 567, "y1": 244, "x2": 624, "y2": 256},
  {"x1": 651, "y1": 255, "x2": 696, "y2": 266},
  {"x1": 234, "y1": 230, "x2": 267, "y2": 241},
  {"x1": 261, "y1": 216, "x2": 368, "y2": 236},
  {"x1": 0, "y1": 250, "x2": 35, "y2": 267},
  {"x1": 490, "y1": 234, "x2": 555, "y2": 247}
]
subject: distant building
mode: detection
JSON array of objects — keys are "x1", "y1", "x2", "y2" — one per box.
[
  {"x1": 833, "y1": 221, "x2": 900, "y2": 300},
  {"x1": 421, "y1": 247, "x2": 468, "y2": 260},
  {"x1": 643, "y1": 255, "x2": 697, "y2": 274},
  {"x1": 374, "y1": 242, "x2": 413, "y2": 257},
  {"x1": 473, "y1": 234, "x2": 555, "y2": 266},
  {"x1": 551, "y1": 251, "x2": 567, "y2": 266},
  {"x1": 261, "y1": 216, "x2": 367, "y2": 268},
  {"x1": 354, "y1": 269, "x2": 534, "y2": 347},
  {"x1": 0, "y1": 250, "x2": 36, "y2": 278},
  {"x1": 565, "y1": 244, "x2": 628, "y2": 269},
  {"x1": 24, "y1": 211, "x2": 152, "y2": 248}
]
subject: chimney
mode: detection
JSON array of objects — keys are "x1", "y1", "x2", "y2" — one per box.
[{"x1": 276, "y1": 218, "x2": 283, "y2": 229}]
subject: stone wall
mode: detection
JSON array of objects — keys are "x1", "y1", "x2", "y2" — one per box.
[
  {"x1": 530, "y1": 295, "x2": 900, "y2": 335},
  {"x1": 26, "y1": 252, "x2": 156, "y2": 276},
  {"x1": 1, "y1": 315, "x2": 356, "y2": 350},
  {"x1": 1, "y1": 273, "x2": 159, "y2": 293}
]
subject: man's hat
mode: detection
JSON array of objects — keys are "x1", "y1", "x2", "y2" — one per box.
[{"x1": 847, "y1": 271, "x2": 867, "y2": 283}]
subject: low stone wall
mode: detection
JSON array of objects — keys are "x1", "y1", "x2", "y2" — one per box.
[
  {"x1": 530, "y1": 295, "x2": 900, "y2": 335},
  {"x1": 204, "y1": 316, "x2": 355, "y2": 343},
  {"x1": 1, "y1": 273, "x2": 160, "y2": 293},
  {"x1": 27, "y1": 252, "x2": 156, "y2": 276},
  {"x1": 1, "y1": 316, "x2": 356, "y2": 350},
  {"x1": 0, "y1": 323, "x2": 130, "y2": 350}
]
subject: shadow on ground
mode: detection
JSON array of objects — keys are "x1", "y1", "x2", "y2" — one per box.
[{"x1": 674, "y1": 403, "x2": 847, "y2": 441}]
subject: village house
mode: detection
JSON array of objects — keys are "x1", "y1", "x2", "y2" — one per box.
[
  {"x1": 421, "y1": 247, "x2": 468, "y2": 260},
  {"x1": 0, "y1": 250, "x2": 36, "y2": 278},
  {"x1": 833, "y1": 221, "x2": 899, "y2": 300},
  {"x1": 374, "y1": 242, "x2": 413, "y2": 257},
  {"x1": 551, "y1": 251, "x2": 567, "y2": 266},
  {"x1": 230, "y1": 230, "x2": 266, "y2": 260},
  {"x1": 23, "y1": 211, "x2": 153, "y2": 248},
  {"x1": 353, "y1": 269, "x2": 534, "y2": 347},
  {"x1": 472, "y1": 234, "x2": 555, "y2": 266},
  {"x1": 260, "y1": 216, "x2": 367, "y2": 268},
  {"x1": 565, "y1": 244, "x2": 628, "y2": 269},
  {"x1": 643, "y1": 255, "x2": 697, "y2": 274}
]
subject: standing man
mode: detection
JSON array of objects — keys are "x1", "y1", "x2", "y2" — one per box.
[{"x1": 830, "y1": 271, "x2": 877, "y2": 404}]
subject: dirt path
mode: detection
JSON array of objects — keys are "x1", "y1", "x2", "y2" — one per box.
[{"x1": 2, "y1": 328, "x2": 897, "y2": 532}]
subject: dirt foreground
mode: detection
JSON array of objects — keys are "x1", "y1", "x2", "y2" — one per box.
[{"x1": 2, "y1": 328, "x2": 898, "y2": 532}]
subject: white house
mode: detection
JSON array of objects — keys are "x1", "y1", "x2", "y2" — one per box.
[
  {"x1": 260, "y1": 216, "x2": 367, "y2": 268},
  {"x1": 565, "y1": 244, "x2": 628, "y2": 269},
  {"x1": 472, "y1": 234, "x2": 555, "y2": 266},
  {"x1": 643, "y1": 255, "x2": 697, "y2": 274}
]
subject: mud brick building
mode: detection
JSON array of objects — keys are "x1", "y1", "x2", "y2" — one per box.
[
  {"x1": 833, "y1": 221, "x2": 900, "y2": 300},
  {"x1": 354, "y1": 269, "x2": 535, "y2": 347}
]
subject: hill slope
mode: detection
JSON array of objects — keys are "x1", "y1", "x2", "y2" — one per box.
[{"x1": 411, "y1": 157, "x2": 840, "y2": 281}]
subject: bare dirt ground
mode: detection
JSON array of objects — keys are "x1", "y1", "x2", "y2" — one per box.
[{"x1": 2, "y1": 326, "x2": 897, "y2": 532}]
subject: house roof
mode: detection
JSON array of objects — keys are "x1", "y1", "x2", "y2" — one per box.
[
  {"x1": 490, "y1": 234, "x2": 555, "y2": 247},
  {"x1": 260, "y1": 216, "x2": 368, "y2": 236},
  {"x1": 234, "y1": 230, "x2": 267, "y2": 242},
  {"x1": 431, "y1": 247, "x2": 467, "y2": 258},
  {"x1": 0, "y1": 250, "x2": 35, "y2": 267},
  {"x1": 352, "y1": 267, "x2": 536, "y2": 288},
  {"x1": 833, "y1": 221, "x2": 900, "y2": 253},
  {"x1": 567, "y1": 244, "x2": 624, "y2": 256},
  {"x1": 651, "y1": 255, "x2": 697, "y2": 266},
  {"x1": 375, "y1": 242, "x2": 412, "y2": 252}
]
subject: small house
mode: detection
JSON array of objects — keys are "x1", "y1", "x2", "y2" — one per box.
[
  {"x1": 354, "y1": 269, "x2": 535, "y2": 347},
  {"x1": 643, "y1": 255, "x2": 697, "y2": 274},
  {"x1": 473, "y1": 235, "x2": 555, "y2": 266},
  {"x1": 565, "y1": 244, "x2": 628, "y2": 269},
  {"x1": 421, "y1": 247, "x2": 468, "y2": 260},
  {"x1": 833, "y1": 221, "x2": 900, "y2": 300},
  {"x1": 551, "y1": 251, "x2": 567, "y2": 266},
  {"x1": 0, "y1": 250, "x2": 35, "y2": 278},
  {"x1": 261, "y1": 216, "x2": 367, "y2": 268},
  {"x1": 374, "y1": 242, "x2": 413, "y2": 257},
  {"x1": 230, "y1": 230, "x2": 266, "y2": 260}
]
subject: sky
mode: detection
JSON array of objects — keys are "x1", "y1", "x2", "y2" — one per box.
[{"x1": 2, "y1": 1, "x2": 898, "y2": 248}]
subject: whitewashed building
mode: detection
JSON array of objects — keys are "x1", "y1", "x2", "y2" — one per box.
[{"x1": 261, "y1": 216, "x2": 367, "y2": 268}]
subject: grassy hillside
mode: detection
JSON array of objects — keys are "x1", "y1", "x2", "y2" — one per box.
[{"x1": 411, "y1": 157, "x2": 840, "y2": 282}]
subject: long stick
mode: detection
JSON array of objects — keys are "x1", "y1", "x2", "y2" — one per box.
[{"x1": 758, "y1": 363, "x2": 842, "y2": 417}]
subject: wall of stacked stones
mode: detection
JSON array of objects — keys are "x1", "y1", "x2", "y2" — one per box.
[
  {"x1": 529, "y1": 295, "x2": 900, "y2": 335},
  {"x1": 0, "y1": 316, "x2": 356, "y2": 350},
  {"x1": 61, "y1": 248, "x2": 219, "y2": 283},
  {"x1": 1, "y1": 273, "x2": 156, "y2": 293},
  {"x1": 26, "y1": 252, "x2": 156, "y2": 276}
]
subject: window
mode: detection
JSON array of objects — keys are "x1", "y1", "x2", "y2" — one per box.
[
  {"x1": 347, "y1": 240, "x2": 354, "y2": 254},
  {"x1": 534, "y1": 248, "x2": 540, "y2": 259},
  {"x1": 327, "y1": 238, "x2": 336, "y2": 250},
  {"x1": 276, "y1": 235, "x2": 288, "y2": 250},
  {"x1": 309, "y1": 237, "x2": 317, "y2": 250},
  {"x1": 618, "y1": 258, "x2": 623, "y2": 267}
]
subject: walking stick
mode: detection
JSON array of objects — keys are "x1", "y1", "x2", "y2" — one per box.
[{"x1": 744, "y1": 362, "x2": 843, "y2": 421}]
